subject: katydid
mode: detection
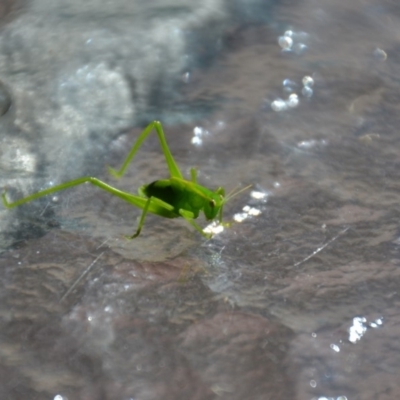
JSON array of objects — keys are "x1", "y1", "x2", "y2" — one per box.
[{"x1": 2, "y1": 121, "x2": 249, "y2": 239}]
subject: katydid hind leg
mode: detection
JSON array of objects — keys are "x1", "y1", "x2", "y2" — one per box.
[
  {"x1": 2, "y1": 177, "x2": 133, "y2": 209},
  {"x1": 108, "y1": 121, "x2": 183, "y2": 179}
]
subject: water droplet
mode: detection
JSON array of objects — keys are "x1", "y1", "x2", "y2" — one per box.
[
  {"x1": 271, "y1": 98, "x2": 288, "y2": 112},
  {"x1": 203, "y1": 221, "x2": 224, "y2": 234},
  {"x1": 250, "y1": 190, "x2": 267, "y2": 200},
  {"x1": 191, "y1": 136, "x2": 202, "y2": 146},
  {"x1": 348, "y1": 316, "x2": 367, "y2": 343},
  {"x1": 182, "y1": 71, "x2": 190, "y2": 83},
  {"x1": 248, "y1": 208, "x2": 261, "y2": 216},
  {"x1": 330, "y1": 343, "x2": 340, "y2": 352},
  {"x1": 233, "y1": 212, "x2": 247, "y2": 223},
  {"x1": 302, "y1": 86, "x2": 313, "y2": 98},
  {"x1": 278, "y1": 35, "x2": 293, "y2": 50},
  {"x1": 287, "y1": 93, "x2": 299, "y2": 108},
  {"x1": 293, "y1": 43, "x2": 307, "y2": 55},
  {"x1": 193, "y1": 126, "x2": 203, "y2": 135},
  {"x1": 302, "y1": 75, "x2": 314, "y2": 88},
  {"x1": 297, "y1": 140, "x2": 314, "y2": 149},
  {"x1": 282, "y1": 79, "x2": 297, "y2": 93},
  {"x1": 373, "y1": 48, "x2": 387, "y2": 61}
]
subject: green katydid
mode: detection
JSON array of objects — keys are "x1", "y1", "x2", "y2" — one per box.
[{"x1": 2, "y1": 121, "x2": 249, "y2": 239}]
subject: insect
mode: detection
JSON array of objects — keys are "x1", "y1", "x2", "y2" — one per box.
[{"x1": 2, "y1": 121, "x2": 249, "y2": 239}]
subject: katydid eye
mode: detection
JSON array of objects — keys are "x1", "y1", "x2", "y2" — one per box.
[{"x1": 209, "y1": 199, "x2": 216, "y2": 207}]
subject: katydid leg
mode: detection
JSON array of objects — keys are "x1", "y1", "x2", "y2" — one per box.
[
  {"x1": 190, "y1": 168, "x2": 198, "y2": 183},
  {"x1": 126, "y1": 196, "x2": 152, "y2": 239},
  {"x1": 126, "y1": 196, "x2": 176, "y2": 239},
  {"x1": 215, "y1": 187, "x2": 225, "y2": 223},
  {"x1": 108, "y1": 121, "x2": 183, "y2": 180},
  {"x1": 2, "y1": 177, "x2": 146, "y2": 209},
  {"x1": 179, "y1": 208, "x2": 212, "y2": 239}
]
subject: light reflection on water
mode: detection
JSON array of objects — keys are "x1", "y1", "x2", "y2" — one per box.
[{"x1": 1, "y1": 0, "x2": 400, "y2": 398}]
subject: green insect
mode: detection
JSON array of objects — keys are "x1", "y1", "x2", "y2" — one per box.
[{"x1": 2, "y1": 121, "x2": 248, "y2": 239}]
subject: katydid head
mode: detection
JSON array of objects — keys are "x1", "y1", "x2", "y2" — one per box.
[
  {"x1": 203, "y1": 185, "x2": 252, "y2": 221},
  {"x1": 203, "y1": 189, "x2": 224, "y2": 221}
]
